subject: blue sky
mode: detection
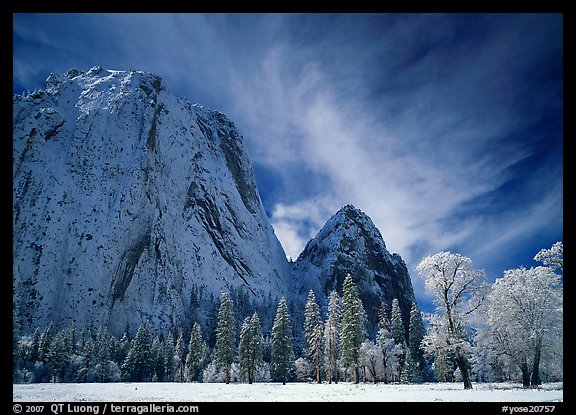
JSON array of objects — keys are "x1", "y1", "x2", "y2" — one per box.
[{"x1": 13, "y1": 13, "x2": 563, "y2": 311}]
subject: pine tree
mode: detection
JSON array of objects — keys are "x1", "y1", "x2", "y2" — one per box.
[
  {"x1": 95, "y1": 327, "x2": 113, "y2": 382},
  {"x1": 304, "y1": 290, "x2": 323, "y2": 383},
  {"x1": 408, "y1": 302, "x2": 427, "y2": 382},
  {"x1": 324, "y1": 290, "x2": 340, "y2": 384},
  {"x1": 391, "y1": 299, "x2": 405, "y2": 345},
  {"x1": 121, "y1": 323, "x2": 152, "y2": 382},
  {"x1": 13, "y1": 310, "x2": 20, "y2": 380},
  {"x1": 215, "y1": 292, "x2": 236, "y2": 384},
  {"x1": 175, "y1": 329, "x2": 185, "y2": 382},
  {"x1": 238, "y1": 312, "x2": 263, "y2": 384},
  {"x1": 401, "y1": 347, "x2": 418, "y2": 383},
  {"x1": 248, "y1": 313, "x2": 264, "y2": 379},
  {"x1": 376, "y1": 312, "x2": 398, "y2": 384},
  {"x1": 238, "y1": 318, "x2": 252, "y2": 383},
  {"x1": 271, "y1": 297, "x2": 294, "y2": 385},
  {"x1": 29, "y1": 327, "x2": 41, "y2": 364},
  {"x1": 76, "y1": 329, "x2": 95, "y2": 383},
  {"x1": 116, "y1": 331, "x2": 131, "y2": 366},
  {"x1": 151, "y1": 336, "x2": 164, "y2": 381},
  {"x1": 63, "y1": 321, "x2": 77, "y2": 355},
  {"x1": 38, "y1": 322, "x2": 54, "y2": 364},
  {"x1": 340, "y1": 273, "x2": 367, "y2": 384},
  {"x1": 391, "y1": 298, "x2": 406, "y2": 381},
  {"x1": 186, "y1": 322, "x2": 208, "y2": 382},
  {"x1": 47, "y1": 330, "x2": 69, "y2": 382},
  {"x1": 164, "y1": 332, "x2": 176, "y2": 382}
]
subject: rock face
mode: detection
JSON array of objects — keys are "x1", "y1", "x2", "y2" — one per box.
[
  {"x1": 293, "y1": 205, "x2": 417, "y2": 337},
  {"x1": 13, "y1": 67, "x2": 292, "y2": 336}
]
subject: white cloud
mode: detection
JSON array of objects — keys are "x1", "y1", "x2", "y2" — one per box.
[{"x1": 270, "y1": 197, "x2": 340, "y2": 260}]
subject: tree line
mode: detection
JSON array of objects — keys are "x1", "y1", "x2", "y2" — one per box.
[{"x1": 13, "y1": 242, "x2": 562, "y2": 389}]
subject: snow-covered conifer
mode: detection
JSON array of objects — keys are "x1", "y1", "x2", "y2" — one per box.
[
  {"x1": 324, "y1": 290, "x2": 340, "y2": 384},
  {"x1": 215, "y1": 292, "x2": 236, "y2": 384},
  {"x1": 408, "y1": 302, "x2": 427, "y2": 382},
  {"x1": 238, "y1": 312, "x2": 263, "y2": 384},
  {"x1": 340, "y1": 273, "x2": 367, "y2": 384},
  {"x1": 186, "y1": 322, "x2": 208, "y2": 382},
  {"x1": 47, "y1": 331, "x2": 69, "y2": 382},
  {"x1": 163, "y1": 331, "x2": 176, "y2": 382},
  {"x1": 121, "y1": 323, "x2": 152, "y2": 382},
  {"x1": 271, "y1": 297, "x2": 294, "y2": 385},
  {"x1": 390, "y1": 298, "x2": 406, "y2": 380},
  {"x1": 151, "y1": 336, "x2": 164, "y2": 382},
  {"x1": 175, "y1": 329, "x2": 185, "y2": 382},
  {"x1": 304, "y1": 290, "x2": 323, "y2": 383}
]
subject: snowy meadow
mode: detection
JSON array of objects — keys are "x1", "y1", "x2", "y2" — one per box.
[{"x1": 13, "y1": 382, "x2": 563, "y2": 402}]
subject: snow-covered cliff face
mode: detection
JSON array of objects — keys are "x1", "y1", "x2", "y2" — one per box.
[
  {"x1": 13, "y1": 67, "x2": 292, "y2": 336},
  {"x1": 293, "y1": 205, "x2": 417, "y2": 337}
]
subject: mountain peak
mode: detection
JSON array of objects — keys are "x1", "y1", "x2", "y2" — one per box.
[
  {"x1": 293, "y1": 205, "x2": 416, "y2": 337},
  {"x1": 320, "y1": 204, "x2": 388, "y2": 252}
]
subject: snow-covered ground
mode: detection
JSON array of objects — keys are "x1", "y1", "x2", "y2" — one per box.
[{"x1": 13, "y1": 382, "x2": 563, "y2": 402}]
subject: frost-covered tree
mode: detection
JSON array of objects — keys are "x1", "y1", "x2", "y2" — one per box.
[
  {"x1": 340, "y1": 273, "x2": 367, "y2": 384},
  {"x1": 294, "y1": 357, "x2": 311, "y2": 382},
  {"x1": 534, "y1": 241, "x2": 563, "y2": 274},
  {"x1": 215, "y1": 292, "x2": 236, "y2": 384},
  {"x1": 271, "y1": 297, "x2": 294, "y2": 385},
  {"x1": 324, "y1": 290, "x2": 340, "y2": 384},
  {"x1": 186, "y1": 322, "x2": 208, "y2": 382},
  {"x1": 416, "y1": 251, "x2": 487, "y2": 389},
  {"x1": 202, "y1": 361, "x2": 224, "y2": 383},
  {"x1": 238, "y1": 312, "x2": 263, "y2": 384},
  {"x1": 359, "y1": 339, "x2": 383, "y2": 383},
  {"x1": 484, "y1": 266, "x2": 562, "y2": 387},
  {"x1": 304, "y1": 290, "x2": 323, "y2": 383}
]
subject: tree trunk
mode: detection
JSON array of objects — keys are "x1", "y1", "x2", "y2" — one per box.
[
  {"x1": 531, "y1": 343, "x2": 542, "y2": 388},
  {"x1": 520, "y1": 358, "x2": 531, "y2": 388},
  {"x1": 316, "y1": 355, "x2": 321, "y2": 383},
  {"x1": 224, "y1": 367, "x2": 229, "y2": 384},
  {"x1": 334, "y1": 360, "x2": 338, "y2": 383},
  {"x1": 455, "y1": 354, "x2": 473, "y2": 389},
  {"x1": 353, "y1": 349, "x2": 359, "y2": 384}
]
